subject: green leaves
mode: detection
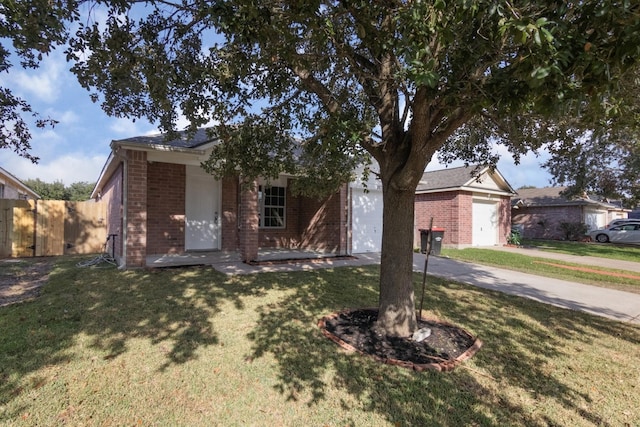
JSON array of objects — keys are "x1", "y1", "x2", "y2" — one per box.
[{"x1": 2, "y1": 0, "x2": 639, "y2": 204}]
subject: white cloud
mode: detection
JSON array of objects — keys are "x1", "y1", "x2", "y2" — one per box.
[
  {"x1": 10, "y1": 56, "x2": 65, "y2": 104},
  {"x1": 109, "y1": 118, "x2": 156, "y2": 136},
  {"x1": 49, "y1": 109, "x2": 81, "y2": 125},
  {"x1": 2, "y1": 152, "x2": 107, "y2": 184}
]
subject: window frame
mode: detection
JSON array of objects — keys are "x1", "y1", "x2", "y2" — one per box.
[{"x1": 258, "y1": 185, "x2": 286, "y2": 229}]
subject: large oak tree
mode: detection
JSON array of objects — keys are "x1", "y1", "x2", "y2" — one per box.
[
  {"x1": 3, "y1": 1, "x2": 639, "y2": 336},
  {"x1": 0, "y1": 0, "x2": 73, "y2": 161}
]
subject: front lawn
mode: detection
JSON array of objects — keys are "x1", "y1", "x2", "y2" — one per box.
[
  {"x1": 522, "y1": 239, "x2": 640, "y2": 262},
  {"x1": 1, "y1": 257, "x2": 639, "y2": 426}
]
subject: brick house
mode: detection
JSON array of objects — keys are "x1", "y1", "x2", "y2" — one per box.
[
  {"x1": 0, "y1": 166, "x2": 40, "y2": 200},
  {"x1": 91, "y1": 129, "x2": 382, "y2": 268},
  {"x1": 413, "y1": 165, "x2": 515, "y2": 248},
  {"x1": 511, "y1": 187, "x2": 630, "y2": 239}
]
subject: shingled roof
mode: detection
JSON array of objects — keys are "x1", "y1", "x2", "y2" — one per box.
[
  {"x1": 512, "y1": 187, "x2": 625, "y2": 209},
  {"x1": 416, "y1": 165, "x2": 515, "y2": 195},
  {"x1": 112, "y1": 128, "x2": 217, "y2": 150}
]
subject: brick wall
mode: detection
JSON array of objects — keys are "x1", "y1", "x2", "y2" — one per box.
[
  {"x1": 414, "y1": 191, "x2": 471, "y2": 247},
  {"x1": 220, "y1": 176, "x2": 239, "y2": 251},
  {"x1": 258, "y1": 184, "x2": 348, "y2": 254},
  {"x1": 456, "y1": 192, "x2": 474, "y2": 245},
  {"x1": 512, "y1": 205, "x2": 583, "y2": 239},
  {"x1": 97, "y1": 163, "x2": 124, "y2": 259},
  {"x1": 497, "y1": 196, "x2": 512, "y2": 245},
  {"x1": 298, "y1": 185, "x2": 347, "y2": 253},
  {"x1": 259, "y1": 185, "x2": 304, "y2": 248},
  {"x1": 146, "y1": 162, "x2": 185, "y2": 254},
  {"x1": 414, "y1": 191, "x2": 511, "y2": 247},
  {"x1": 239, "y1": 180, "x2": 259, "y2": 262},
  {"x1": 125, "y1": 150, "x2": 148, "y2": 267}
]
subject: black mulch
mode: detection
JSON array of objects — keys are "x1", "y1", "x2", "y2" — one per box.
[{"x1": 322, "y1": 308, "x2": 477, "y2": 366}]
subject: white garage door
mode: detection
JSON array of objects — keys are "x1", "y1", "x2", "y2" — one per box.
[
  {"x1": 351, "y1": 188, "x2": 383, "y2": 253},
  {"x1": 472, "y1": 200, "x2": 498, "y2": 246}
]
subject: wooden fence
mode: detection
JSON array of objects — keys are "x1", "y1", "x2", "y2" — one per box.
[{"x1": 0, "y1": 200, "x2": 106, "y2": 258}]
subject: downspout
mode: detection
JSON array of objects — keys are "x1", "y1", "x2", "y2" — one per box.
[{"x1": 121, "y1": 149, "x2": 128, "y2": 269}]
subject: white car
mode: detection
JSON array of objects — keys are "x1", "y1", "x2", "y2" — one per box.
[
  {"x1": 606, "y1": 218, "x2": 640, "y2": 228},
  {"x1": 589, "y1": 222, "x2": 640, "y2": 244}
]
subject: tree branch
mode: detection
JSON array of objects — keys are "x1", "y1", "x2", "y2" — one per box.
[{"x1": 291, "y1": 65, "x2": 340, "y2": 114}]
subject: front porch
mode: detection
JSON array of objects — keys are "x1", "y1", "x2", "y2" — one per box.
[{"x1": 146, "y1": 248, "x2": 341, "y2": 268}]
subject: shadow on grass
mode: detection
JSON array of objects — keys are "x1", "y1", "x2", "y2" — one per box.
[
  {"x1": 1, "y1": 258, "x2": 638, "y2": 425},
  {"x1": 0, "y1": 258, "x2": 270, "y2": 418},
  {"x1": 246, "y1": 266, "x2": 640, "y2": 426}
]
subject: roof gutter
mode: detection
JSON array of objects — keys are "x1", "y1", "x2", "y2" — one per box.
[
  {"x1": 415, "y1": 186, "x2": 515, "y2": 196},
  {"x1": 112, "y1": 141, "x2": 207, "y2": 156},
  {"x1": 90, "y1": 150, "x2": 115, "y2": 199}
]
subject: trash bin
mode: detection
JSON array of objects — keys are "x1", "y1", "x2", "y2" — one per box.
[
  {"x1": 419, "y1": 228, "x2": 445, "y2": 255},
  {"x1": 419, "y1": 229, "x2": 430, "y2": 254},
  {"x1": 430, "y1": 228, "x2": 444, "y2": 256}
]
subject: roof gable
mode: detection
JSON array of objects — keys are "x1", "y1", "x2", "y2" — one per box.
[
  {"x1": 0, "y1": 166, "x2": 40, "y2": 199},
  {"x1": 416, "y1": 165, "x2": 515, "y2": 196}
]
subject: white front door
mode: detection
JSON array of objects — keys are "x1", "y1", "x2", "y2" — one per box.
[
  {"x1": 472, "y1": 200, "x2": 498, "y2": 246},
  {"x1": 185, "y1": 165, "x2": 220, "y2": 251}
]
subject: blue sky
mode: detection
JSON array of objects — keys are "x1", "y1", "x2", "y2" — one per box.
[{"x1": 0, "y1": 47, "x2": 554, "y2": 189}]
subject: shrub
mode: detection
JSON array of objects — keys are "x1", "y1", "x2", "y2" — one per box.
[
  {"x1": 558, "y1": 222, "x2": 588, "y2": 241},
  {"x1": 507, "y1": 228, "x2": 522, "y2": 246}
]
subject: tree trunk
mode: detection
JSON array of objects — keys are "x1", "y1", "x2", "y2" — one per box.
[{"x1": 375, "y1": 183, "x2": 418, "y2": 337}]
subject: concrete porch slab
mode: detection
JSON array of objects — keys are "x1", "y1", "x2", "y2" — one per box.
[{"x1": 145, "y1": 248, "x2": 341, "y2": 268}]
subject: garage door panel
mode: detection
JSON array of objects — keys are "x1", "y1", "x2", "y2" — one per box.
[
  {"x1": 352, "y1": 189, "x2": 383, "y2": 253},
  {"x1": 472, "y1": 200, "x2": 498, "y2": 246}
]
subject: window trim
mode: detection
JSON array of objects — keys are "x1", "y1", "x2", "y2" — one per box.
[{"x1": 258, "y1": 185, "x2": 286, "y2": 229}]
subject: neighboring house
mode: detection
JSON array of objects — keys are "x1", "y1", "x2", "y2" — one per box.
[
  {"x1": 0, "y1": 166, "x2": 40, "y2": 200},
  {"x1": 511, "y1": 187, "x2": 630, "y2": 239},
  {"x1": 414, "y1": 165, "x2": 516, "y2": 248},
  {"x1": 91, "y1": 128, "x2": 384, "y2": 268}
]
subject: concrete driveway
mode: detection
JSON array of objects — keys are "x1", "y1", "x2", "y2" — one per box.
[{"x1": 411, "y1": 252, "x2": 640, "y2": 325}]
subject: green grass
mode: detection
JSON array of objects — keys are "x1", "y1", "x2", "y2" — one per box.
[
  {"x1": 1, "y1": 257, "x2": 639, "y2": 426},
  {"x1": 440, "y1": 247, "x2": 640, "y2": 294},
  {"x1": 522, "y1": 239, "x2": 640, "y2": 262}
]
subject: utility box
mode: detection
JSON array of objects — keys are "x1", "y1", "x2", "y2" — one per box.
[{"x1": 419, "y1": 228, "x2": 445, "y2": 256}]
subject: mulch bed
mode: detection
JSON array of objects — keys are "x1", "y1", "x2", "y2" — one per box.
[{"x1": 319, "y1": 308, "x2": 482, "y2": 372}]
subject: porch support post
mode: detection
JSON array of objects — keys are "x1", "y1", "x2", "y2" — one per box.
[
  {"x1": 239, "y1": 179, "x2": 259, "y2": 263},
  {"x1": 125, "y1": 150, "x2": 147, "y2": 267}
]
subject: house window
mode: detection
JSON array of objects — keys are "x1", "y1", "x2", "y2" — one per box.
[
  {"x1": 0, "y1": 184, "x2": 4, "y2": 199},
  {"x1": 259, "y1": 185, "x2": 286, "y2": 228}
]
